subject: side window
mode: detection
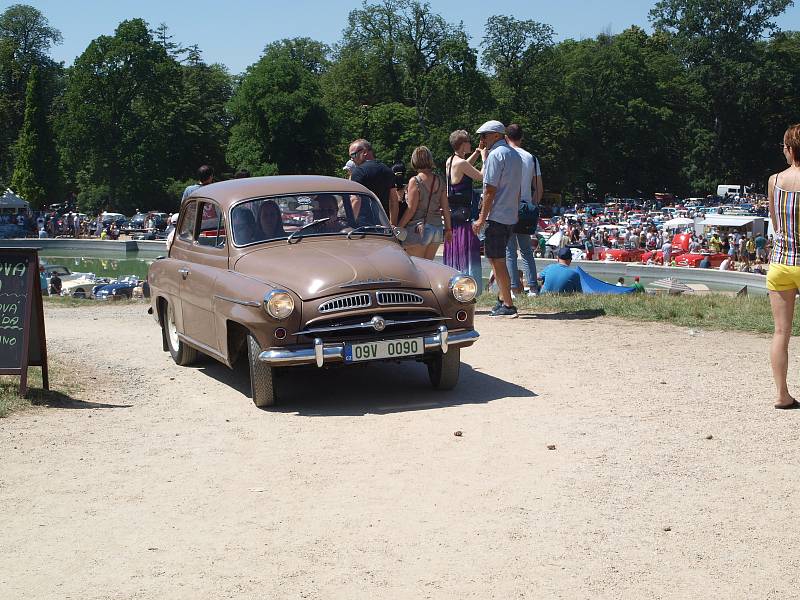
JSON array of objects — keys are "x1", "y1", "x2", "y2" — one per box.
[
  {"x1": 197, "y1": 202, "x2": 225, "y2": 248},
  {"x1": 178, "y1": 202, "x2": 197, "y2": 241}
]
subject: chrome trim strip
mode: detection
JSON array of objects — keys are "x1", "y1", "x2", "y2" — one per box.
[
  {"x1": 293, "y1": 316, "x2": 449, "y2": 336},
  {"x1": 214, "y1": 294, "x2": 261, "y2": 307},
  {"x1": 258, "y1": 328, "x2": 479, "y2": 367}
]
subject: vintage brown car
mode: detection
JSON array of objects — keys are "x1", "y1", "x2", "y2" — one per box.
[{"x1": 147, "y1": 175, "x2": 480, "y2": 407}]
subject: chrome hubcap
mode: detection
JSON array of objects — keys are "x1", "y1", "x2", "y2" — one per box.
[{"x1": 167, "y1": 304, "x2": 179, "y2": 350}]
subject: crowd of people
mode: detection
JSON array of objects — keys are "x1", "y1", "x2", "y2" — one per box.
[{"x1": 344, "y1": 120, "x2": 540, "y2": 318}]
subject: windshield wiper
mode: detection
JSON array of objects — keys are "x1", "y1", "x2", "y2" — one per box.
[
  {"x1": 287, "y1": 217, "x2": 331, "y2": 244},
  {"x1": 346, "y1": 224, "x2": 393, "y2": 240}
]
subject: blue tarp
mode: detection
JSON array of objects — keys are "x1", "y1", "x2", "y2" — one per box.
[{"x1": 576, "y1": 267, "x2": 635, "y2": 295}]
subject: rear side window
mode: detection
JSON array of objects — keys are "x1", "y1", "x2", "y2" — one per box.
[
  {"x1": 198, "y1": 202, "x2": 226, "y2": 248},
  {"x1": 179, "y1": 202, "x2": 197, "y2": 241}
]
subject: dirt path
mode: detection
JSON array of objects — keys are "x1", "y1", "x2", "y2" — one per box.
[{"x1": 2, "y1": 303, "x2": 800, "y2": 599}]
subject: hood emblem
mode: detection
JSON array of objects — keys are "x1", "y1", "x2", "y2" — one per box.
[{"x1": 370, "y1": 316, "x2": 386, "y2": 332}]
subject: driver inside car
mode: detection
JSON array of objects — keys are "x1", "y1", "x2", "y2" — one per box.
[{"x1": 313, "y1": 196, "x2": 345, "y2": 233}]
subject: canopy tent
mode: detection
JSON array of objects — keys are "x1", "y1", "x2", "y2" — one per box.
[
  {"x1": 575, "y1": 267, "x2": 634, "y2": 295},
  {"x1": 664, "y1": 217, "x2": 695, "y2": 229},
  {"x1": 0, "y1": 189, "x2": 29, "y2": 210},
  {"x1": 699, "y1": 216, "x2": 758, "y2": 227}
]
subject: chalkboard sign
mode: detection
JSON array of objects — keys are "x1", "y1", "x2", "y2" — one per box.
[{"x1": 0, "y1": 248, "x2": 48, "y2": 396}]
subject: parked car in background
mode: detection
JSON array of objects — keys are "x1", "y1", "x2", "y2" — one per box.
[
  {"x1": 92, "y1": 276, "x2": 141, "y2": 300},
  {"x1": 147, "y1": 176, "x2": 480, "y2": 407}
]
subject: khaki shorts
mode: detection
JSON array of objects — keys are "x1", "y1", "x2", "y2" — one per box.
[{"x1": 767, "y1": 263, "x2": 800, "y2": 291}]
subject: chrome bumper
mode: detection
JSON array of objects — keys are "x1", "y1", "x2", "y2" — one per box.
[{"x1": 258, "y1": 325, "x2": 479, "y2": 367}]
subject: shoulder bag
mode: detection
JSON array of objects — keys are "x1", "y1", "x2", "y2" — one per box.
[
  {"x1": 513, "y1": 154, "x2": 541, "y2": 235},
  {"x1": 447, "y1": 156, "x2": 473, "y2": 224}
]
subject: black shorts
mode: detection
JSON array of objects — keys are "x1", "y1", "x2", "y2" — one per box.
[{"x1": 484, "y1": 220, "x2": 514, "y2": 259}]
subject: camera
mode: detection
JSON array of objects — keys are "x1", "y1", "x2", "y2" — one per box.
[{"x1": 391, "y1": 162, "x2": 406, "y2": 190}]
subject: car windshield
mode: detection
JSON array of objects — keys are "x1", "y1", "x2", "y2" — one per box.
[{"x1": 230, "y1": 193, "x2": 390, "y2": 246}]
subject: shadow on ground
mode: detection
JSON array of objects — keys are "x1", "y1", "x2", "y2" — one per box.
[
  {"x1": 521, "y1": 309, "x2": 605, "y2": 320},
  {"x1": 476, "y1": 308, "x2": 605, "y2": 320},
  {"x1": 197, "y1": 358, "x2": 536, "y2": 417},
  {"x1": 30, "y1": 389, "x2": 133, "y2": 410}
]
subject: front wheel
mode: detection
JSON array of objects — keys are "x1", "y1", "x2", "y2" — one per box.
[
  {"x1": 247, "y1": 333, "x2": 277, "y2": 407},
  {"x1": 164, "y1": 300, "x2": 197, "y2": 366},
  {"x1": 427, "y1": 346, "x2": 461, "y2": 390}
]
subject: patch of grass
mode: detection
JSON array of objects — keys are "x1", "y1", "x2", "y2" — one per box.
[
  {"x1": 478, "y1": 292, "x2": 787, "y2": 335},
  {"x1": 0, "y1": 358, "x2": 82, "y2": 418},
  {"x1": 43, "y1": 296, "x2": 147, "y2": 308}
]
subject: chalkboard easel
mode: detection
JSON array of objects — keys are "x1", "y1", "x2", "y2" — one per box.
[{"x1": 0, "y1": 247, "x2": 49, "y2": 397}]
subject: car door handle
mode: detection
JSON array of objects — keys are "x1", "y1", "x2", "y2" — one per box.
[{"x1": 178, "y1": 268, "x2": 189, "y2": 279}]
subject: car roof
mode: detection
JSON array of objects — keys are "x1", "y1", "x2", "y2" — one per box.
[{"x1": 183, "y1": 175, "x2": 374, "y2": 210}]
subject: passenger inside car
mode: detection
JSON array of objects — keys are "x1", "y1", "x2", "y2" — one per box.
[
  {"x1": 257, "y1": 200, "x2": 286, "y2": 240},
  {"x1": 233, "y1": 208, "x2": 258, "y2": 245}
]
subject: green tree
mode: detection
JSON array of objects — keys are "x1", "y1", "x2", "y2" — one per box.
[
  {"x1": 227, "y1": 38, "x2": 336, "y2": 175},
  {"x1": 649, "y1": 0, "x2": 794, "y2": 189},
  {"x1": 10, "y1": 64, "x2": 61, "y2": 207},
  {"x1": 480, "y1": 15, "x2": 554, "y2": 111},
  {"x1": 59, "y1": 19, "x2": 185, "y2": 213},
  {"x1": 0, "y1": 4, "x2": 62, "y2": 185}
]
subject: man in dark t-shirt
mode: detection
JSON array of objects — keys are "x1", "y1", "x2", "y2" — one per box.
[{"x1": 348, "y1": 138, "x2": 398, "y2": 222}]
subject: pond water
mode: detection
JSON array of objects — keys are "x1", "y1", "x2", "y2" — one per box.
[{"x1": 41, "y1": 250, "x2": 162, "y2": 280}]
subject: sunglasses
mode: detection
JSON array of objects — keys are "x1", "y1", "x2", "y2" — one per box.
[{"x1": 349, "y1": 149, "x2": 364, "y2": 159}]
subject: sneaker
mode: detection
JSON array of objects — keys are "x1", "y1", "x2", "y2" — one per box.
[
  {"x1": 527, "y1": 290, "x2": 539, "y2": 297},
  {"x1": 490, "y1": 304, "x2": 518, "y2": 318},
  {"x1": 492, "y1": 297, "x2": 503, "y2": 312}
]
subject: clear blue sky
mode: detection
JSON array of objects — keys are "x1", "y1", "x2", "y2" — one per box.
[{"x1": 9, "y1": 0, "x2": 800, "y2": 74}]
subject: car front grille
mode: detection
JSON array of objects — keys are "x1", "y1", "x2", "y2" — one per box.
[
  {"x1": 318, "y1": 293, "x2": 371, "y2": 314},
  {"x1": 376, "y1": 290, "x2": 423, "y2": 306},
  {"x1": 297, "y1": 310, "x2": 444, "y2": 343}
]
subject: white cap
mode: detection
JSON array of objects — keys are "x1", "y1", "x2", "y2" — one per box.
[{"x1": 476, "y1": 120, "x2": 505, "y2": 135}]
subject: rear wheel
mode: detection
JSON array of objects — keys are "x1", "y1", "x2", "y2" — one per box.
[
  {"x1": 72, "y1": 288, "x2": 86, "y2": 299},
  {"x1": 164, "y1": 300, "x2": 197, "y2": 366},
  {"x1": 427, "y1": 347, "x2": 460, "y2": 390},
  {"x1": 247, "y1": 333, "x2": 277, "y2": 407}
]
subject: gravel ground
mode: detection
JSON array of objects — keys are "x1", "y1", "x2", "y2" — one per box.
[{"x1": 1, "y1": 302, "x2": 799, "y2": 599}]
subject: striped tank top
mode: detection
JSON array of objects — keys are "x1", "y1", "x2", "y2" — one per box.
[{"x1": 771, "y1": 174, "x2": 800, "y2": 265}]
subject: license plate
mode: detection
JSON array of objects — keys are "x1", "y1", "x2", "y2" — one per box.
[{"x1": 344, "y1": 338, "x2": 423, "y2": 362}]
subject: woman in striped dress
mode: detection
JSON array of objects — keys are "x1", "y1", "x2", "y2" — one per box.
[{"x1": 768, "y1": 123, "x2": 800, "y2": 408}]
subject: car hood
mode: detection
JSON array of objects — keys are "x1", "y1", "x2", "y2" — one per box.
[{"x1": 233, "y1": 238, "x2": 432, "y2": 300}]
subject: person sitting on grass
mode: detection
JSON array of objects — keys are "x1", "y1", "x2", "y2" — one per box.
[{"x1": 538, "y1": 247, "x2": 582, "y2": 293}]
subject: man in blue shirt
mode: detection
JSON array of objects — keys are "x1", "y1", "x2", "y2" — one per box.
[
  {"x1": 182, "y1": 165, "x2": 214, "y2": 201},
  {"x1": 471, "y1": 120, "x2": 523, "y2": 318},
  {"x1": 539, "y1": 247, "x2": 582, "y2": 293}
]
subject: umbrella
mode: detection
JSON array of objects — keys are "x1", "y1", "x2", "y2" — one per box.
[
  {"x1": 651, "y1": 277, "x2": 693, "y2": 294},
  {"x1": 664, "y1": 217, "x2": 694, "y2": 229}
]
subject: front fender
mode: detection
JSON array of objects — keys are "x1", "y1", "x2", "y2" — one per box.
[{"x1": 212, "y1": 273, "x2": 302, "y2": 359}]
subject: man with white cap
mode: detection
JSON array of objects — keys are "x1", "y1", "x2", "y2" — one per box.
[{"x1": 472, "y1": 120, "x2": 523, "y2": 318}]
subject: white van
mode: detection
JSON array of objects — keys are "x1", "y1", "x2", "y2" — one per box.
[{"x1": 717, "y1": 184, "x2": 750, "y2": 197}]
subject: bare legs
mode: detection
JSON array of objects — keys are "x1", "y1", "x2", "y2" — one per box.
[
  {"x1": 770, "y1": 288, "x2": 797, "y2": 407},
  {"x1": 422, "y1": 244, "x2": 439, "y2": 260},
  {"x1": 489, "y1": 257, "x2": 513, "y2": 307},
  {"x1": 403, "y1": 244, "x2": 425, "y2": 258}
]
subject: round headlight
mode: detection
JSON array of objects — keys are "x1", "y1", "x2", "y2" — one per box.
[
  {"x1": 449, "y1": 275, "x2": 478, "y2": 303},
  {"x1": 264, "y1": 290, "x2": 294, "y2": 319}
]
